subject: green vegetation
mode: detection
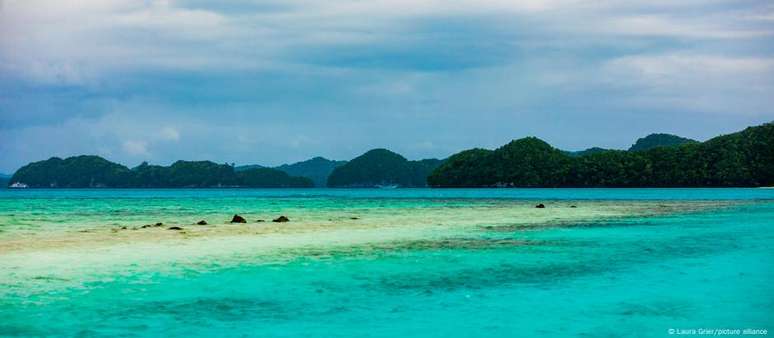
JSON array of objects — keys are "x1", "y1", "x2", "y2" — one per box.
[
  {"x1": 237, "y1": 167, "x2": 314, "y2": 188},
  {"x1": 9, "y1": 123, "x2": 772, "y2": 188},
  {"x1": 233, "y1": 164, "x2": 264, "y2": 172},
  {"x1": 327, "y1": 149, "x2": 443, "y2": 187},
  {"x1": 275, "y1": 157, "x2": 347, "y2": 187},
  {"x1": 628, "y1": 133, "x2": 698, "y2": 152},
  {"x1": 235, "y1": 157, "x2": 345, "y2": 187},
  {"x1": 428, "y1": 122, "x2": 774, "y2": 187},
  {"x1": 564, "y1": 147, "x2": 611, "y2": 157},
  {"x1": 9, "y1": 156, "x2": 133, "y2": 188},
  {"x1": 9, "y1": 157, "x2": 313, "y2": 188}
]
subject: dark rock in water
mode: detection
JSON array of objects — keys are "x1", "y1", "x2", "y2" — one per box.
[
  {"x1": 570, "y1": 205, "x2": 577, "y2": 208},
  {"x1": 256, "y1": 219, "x2": 265, "y2": 223},
  {"x1": 141, "y1": 224, "x2": 152, "y2": 229},
  {"x1": 155, "y1": 222, "x2": 163, "y2": 227},
  {"x1": 168, "y1": 226, "x2": 183, "y2": 230},
  {"x1": 535, "y1": 204, "x2": 545, "y2": 208},
  {"x1": 120, "y1": 226, "x2": 127, "y2": 230},
  {"x1": 231, "y1": 215, "x2": 247, "y2": 223},
  {"x1": 272, "y1": 216, "x2": 290, "y2": 223},
  {"x1": 350, "y1": 217, "x2": 360, "y2": 220},
  {"x1": 196, "y1": 220, "x2": 207, "y2": 225}
]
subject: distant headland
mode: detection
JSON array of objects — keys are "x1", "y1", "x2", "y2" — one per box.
[
  {"x1": 430, "y1": 122, "x2": 772, "y2": 187},
  {"x1": 5, "y1": 122, "x2": 773, "y2": 188}
]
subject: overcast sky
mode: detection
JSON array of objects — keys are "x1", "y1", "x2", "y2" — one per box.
[{"x1": 1, "y1": 0, "x2": 773, "y2": 173}]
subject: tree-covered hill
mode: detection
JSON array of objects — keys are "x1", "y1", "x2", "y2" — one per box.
[
  {"x1": 628, "y1": 133, "x2": 698, "y2": 152},
  {"x1": 8, "y1": 123, "x2": 772, "y2": 189},
  {"x1": 564, "y1": 147, "x2": 612, "y2": 157},
  {"x1": 428, "y1": 122, "x2": 774, "y2": 187},
  {"x1": 429, "y1": 138, "x2": 569, "y2": 187},
  {"x1": 233, "y1": 164, "x2": 264, "y2": 172},
  {"x1": 275, "y1": 157, "x2": 347, "y2": 187},
  {"x1": 9, "y1": 157, "x2": 313, "y2": 188},
  {"x1": 237, "y1": 167, "x2": 314, "y2": 188},
  {"x1": 9, "y1": 156, "x2": 134, "y2": 188},
  {"x1": 326, "y1": 149, "x2": 443, "y2": 187}
]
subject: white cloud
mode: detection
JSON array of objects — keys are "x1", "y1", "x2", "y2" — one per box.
[
  {"x1": 160, "y1": 127, "x2": 180, "y2": 141},
  {"x1": 598, "y1": 15, "x2": 773, "y2": 39},
  {"x1": 122, "y1": 140, "x2": 149, "y2": 156},
  {"x1": 601, "y1": 54, "x2": 774, "y2": 114},
  {"x1": 2, "y1": 0, "x2": 772, "y2": 86},
  {"x1": 608, "y1": 54, "x2": 774, "y2": 79},
  {"x1": 0, "y1": 0, "x2": 245, "y2": 85}
]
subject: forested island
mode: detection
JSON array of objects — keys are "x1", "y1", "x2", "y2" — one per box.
[
  {"x1": 235, "y1": 157, "x2": 347, "y2": 187},
  {"x1": 627, "y1": 134, "x2": 697, "y2": 152},
  {"x1": 7, "y1": 150, "x2": 439, "y2": 189},
  {"x1": 428, "y1": 122, "x2": 773, "y2": 187},
  {"x1": 9, "y1": 158, "x2": 313, "y2": 188},
  {"x1": 326, "y1": 149, "x2": 443, "y2": 187},
  {"x1": 275, "y1": 157, "x2": 347, "y2": 187},
  {"x1": 6, "y1": 122, "x2": 773, "y2": 188}
]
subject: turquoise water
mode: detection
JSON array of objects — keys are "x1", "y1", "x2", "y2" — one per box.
[{"x1": 0, "y1": 189, "x2": 772, "y2": 337}]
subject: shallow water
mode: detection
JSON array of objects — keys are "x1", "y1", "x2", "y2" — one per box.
[{"x1": 0, "y1": 189, "x2": 772, "y2": 337}]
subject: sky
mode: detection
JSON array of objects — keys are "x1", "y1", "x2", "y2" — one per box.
[{"x1": 1, "y1": 0, "x2": 773, "y2": 173}]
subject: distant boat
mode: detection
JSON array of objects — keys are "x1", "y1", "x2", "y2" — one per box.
[
  {"x1": 9, "y1": 182, "x2": 28, "y2": 189},
  {"x1": 376, "y1": 184, "x2": 398, "y2": 189}
]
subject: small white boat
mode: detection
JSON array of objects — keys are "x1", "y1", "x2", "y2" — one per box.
[
  {"x1": 9, "y1": 182, "x2": 28, "y2": 189},
  {"x1": 376, "y1": 184, "x2": 399, "y2": 189}
]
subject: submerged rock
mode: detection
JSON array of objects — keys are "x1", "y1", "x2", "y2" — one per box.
[
  {"x1": 570, "y1": 205, "x2": 577, "y2": 208},
  {"x1": 196, "y1": 220, "x2": 208, "y2": 225},
  {"x1": 155, "y1": 222, "x2": 163, "y2": 226},
  {"x1": 231, "y1": 215, "x2": 247, "y2": 223},
  {"x1": 168, "y1": 226, "x2": 183, "y2": 230},
  {"x1": 535, "y1": 204, "x2": 545, "y2": 208},
  {"x1": 256, "y1": 219, "x2": 265, "y2": 223},
  {"x1": 272, "y1": 216, "x2": 290, "y2": 223},
  {"x1": 350, "y1": 217, "x2": 360, "y2": 220}
]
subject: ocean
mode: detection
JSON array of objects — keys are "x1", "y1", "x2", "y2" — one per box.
[{"x1": 0, "y1": 188, "x2": 772, "y2": 337}]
